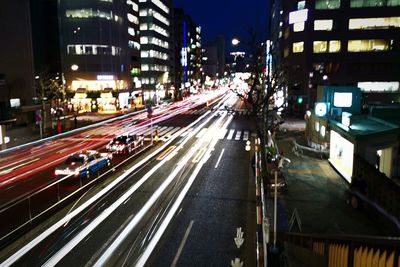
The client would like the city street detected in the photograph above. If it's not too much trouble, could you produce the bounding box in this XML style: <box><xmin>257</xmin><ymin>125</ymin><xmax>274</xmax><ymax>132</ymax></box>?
<box><xmin>0</xmin><ymin>93</ymin><xmax>261</xmax><ymax>266</ymax></box>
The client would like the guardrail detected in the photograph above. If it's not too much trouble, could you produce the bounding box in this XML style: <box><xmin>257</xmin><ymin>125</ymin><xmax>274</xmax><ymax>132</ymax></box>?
<box><xmin>284</xmin><ymin>232</ymin><xmax>400</xmax><ymax>267</ymax></box>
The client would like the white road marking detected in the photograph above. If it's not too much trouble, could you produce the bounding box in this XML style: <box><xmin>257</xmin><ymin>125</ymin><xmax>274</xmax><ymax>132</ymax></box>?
<box><xmin>243</xmin><ymin>131</ymin><xmax>249</xmax><ymax>141</ymax></box>
<box><xmin>227</xmin><ymin>129</ymin><xmax>235</xmax><ymax>140</ymax></box>
<box><xmin>214</xmin><ymin>149</ymin><xmax>225</xmax><ymax>169</ymax></box>
<box><xmin>171</xmin><ymin>220</ymin><xmax>194</xmax><ymax>267</ymax></box>
<box><xmin>219</xmin><ymin>129</ymin><xmax>228</xmax><ymax>140</ymax></box>
<box><xmin>235</xmin><ymin>131</ymin><xmax>242</xmax><ymax>140</ymax></box>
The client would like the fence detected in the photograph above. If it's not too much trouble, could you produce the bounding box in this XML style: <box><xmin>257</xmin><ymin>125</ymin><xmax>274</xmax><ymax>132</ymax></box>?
<box><xmin>285</xmin><ymin>232</ymin><xmax>400</xmax><ymax>267</ymax></box>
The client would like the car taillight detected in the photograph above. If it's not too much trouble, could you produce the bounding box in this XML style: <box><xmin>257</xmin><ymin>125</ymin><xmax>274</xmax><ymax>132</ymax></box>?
<box><xmin>118</xmin><ymin>145</ymin><xmax>125</xmax><ymax>151</ymax></box>
<box><xmin>74</xmin><ymin>170</ymin><xmax>80</xmax><ymax>176</ymax></box>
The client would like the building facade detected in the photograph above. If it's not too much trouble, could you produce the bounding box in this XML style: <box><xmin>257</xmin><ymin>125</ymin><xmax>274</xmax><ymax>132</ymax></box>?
<box><xmin>0</xmin><ymin>0</ymin><xmax>35</xmax><ymax>117</ymax></box>
<box><xmin>173</xmin><ymin>8</ymin><xmax>202</xmax><ymax>97</ymax></box>
<box><xmin>58</xmin><ymin>0</ymin><xmax>141</xmax><ymax>113</ymax></box>
<box><xmin>277</xmin><ymin>0</ymin><xmax>400</xmax><ymax>114</ymax></box>
<box><xmin>139</xmin><ymin>0</ymin><xmax>173</xmax><ymax>103</ymax></box>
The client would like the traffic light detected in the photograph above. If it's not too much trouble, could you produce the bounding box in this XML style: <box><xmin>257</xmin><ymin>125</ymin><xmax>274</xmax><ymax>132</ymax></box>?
<box><xmin>297</xmin><ymin>97</ymin><xmax>303</xmax><ymax>104</ymax></box>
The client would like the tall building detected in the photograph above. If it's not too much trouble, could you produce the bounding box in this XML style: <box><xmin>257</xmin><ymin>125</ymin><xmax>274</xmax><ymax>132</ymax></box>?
<box><xmin>58</xmin><ymin>0</ymin><xmax>141</xmax><ymax>112</ymax></box>
<box><xmin>0</xmin><ymin>0</ymin><xmax>35</xmax><ymax>117</ymax></box>
<box><xmin>139</xmin><ymin>0</ymin><xmax>173</xmax><ymax>102</ymax></box>
<box><xmin>277</xmin><ymin>0</ymin><xmax>400</xmax><ymax>114</ymax></box>
<box><xmin>173</xmin><ymin>8</ymin><xmax>202</xmax><ymax>97</ymax></box>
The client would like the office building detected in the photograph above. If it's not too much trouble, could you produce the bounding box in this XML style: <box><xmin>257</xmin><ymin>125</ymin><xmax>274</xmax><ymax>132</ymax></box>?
<box><xmin>277</xmin><ymin>0</ymin><xmax>400</xmax><ymax>114</ymax></box>
<box><xmin>174</xmin><ymin>8</ymin><xmax>202</xmax><ymax>97</ymax></box>
<box><xmin>139</xmin><ymin>0</ymin><xmax>173</xmax><ymax>102</ymax></box>
<box><xmin>58</xmin><ymin>0</ymin><xmax>141</xmax><ymax>112</ymax></box>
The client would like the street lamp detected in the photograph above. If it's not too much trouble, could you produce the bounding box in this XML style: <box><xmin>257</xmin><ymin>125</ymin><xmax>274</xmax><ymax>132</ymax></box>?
<box><xmin>232</xmin><ymin>38</ymin><xmax>240</xmax><ymax>46</ymax></box>
<box><xmin>71</xmin><ymin>64</ymin><xmax>79</xmax><ymax>71</ymax></box>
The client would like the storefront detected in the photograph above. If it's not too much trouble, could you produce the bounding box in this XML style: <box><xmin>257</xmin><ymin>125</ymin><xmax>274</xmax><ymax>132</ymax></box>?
<box><xmin>329</xmin><ymin>130</ymin><xmax>354</xmax><ymax>183</ymax></box>
<box><xmin>70</xmin><ymin>91</ymin><xmax>92</xmax><ymax>112</ymax></box>
<box><xmin>97</xmin><ymin>91</ymin><xmax>117</xmax><ymax>113</ymax></box>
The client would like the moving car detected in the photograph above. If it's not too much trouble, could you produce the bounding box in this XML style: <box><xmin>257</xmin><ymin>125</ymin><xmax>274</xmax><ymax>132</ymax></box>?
<box><xmin>106</xmin><ymin>134</ymin><xmax>144</xmax><ymax>154</ymax></box>
<box><xmin>55</xmin><ymin>150</ymin><xmax>112</xmax><ymax>178</ymax></box>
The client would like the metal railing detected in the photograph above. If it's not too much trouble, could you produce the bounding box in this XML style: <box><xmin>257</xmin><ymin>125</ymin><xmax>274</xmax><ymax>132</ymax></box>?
<box><xmin>0</xmin><ymin>141</ymin><xmax>151</xmax><ymax>245</ymax></box>
<box><xmin>285</xmin><ymin>232</ymin><xmax>400</xmax><ymax>267</ymax></box>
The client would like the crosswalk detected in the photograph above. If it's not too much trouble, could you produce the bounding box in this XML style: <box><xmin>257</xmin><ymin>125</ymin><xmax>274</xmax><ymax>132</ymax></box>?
<box><xmin>181</xmin><ymin>109</ymin><xmax>252</xmax><ymax>116</ymax></box>
<box><xmin>136</xmin><ymin>126</ymin><xmax>254</xmax><ymax>142</ymax></box>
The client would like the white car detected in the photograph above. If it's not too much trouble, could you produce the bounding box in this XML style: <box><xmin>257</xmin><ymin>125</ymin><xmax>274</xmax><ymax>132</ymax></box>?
<box><xmin>55</xmin><ymin>150</ymin><xmax>112</xmax><ymax>178</ymax></box>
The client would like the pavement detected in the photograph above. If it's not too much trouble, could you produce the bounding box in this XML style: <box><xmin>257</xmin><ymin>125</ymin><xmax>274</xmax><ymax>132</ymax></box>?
<box><xmin>265</xmin><ymin>117</ymin><xmax>397</xmax><ymax>265</ymax></box>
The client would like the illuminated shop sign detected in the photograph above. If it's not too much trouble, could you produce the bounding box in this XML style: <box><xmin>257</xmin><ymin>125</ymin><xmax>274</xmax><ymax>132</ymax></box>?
<box><xmin>315</xmin><ymin>102</ymin><xmax>328</xmax><ymax>117</ymax></box>
<box><xmin>97</xmin><ymin>75</ymin><xmax>115</xmax><ymax>81</ymax></box>
<box><xmin>333</xmin><ymin>92</ymin><xmax>352</xmax><ymax>108</ymax></box>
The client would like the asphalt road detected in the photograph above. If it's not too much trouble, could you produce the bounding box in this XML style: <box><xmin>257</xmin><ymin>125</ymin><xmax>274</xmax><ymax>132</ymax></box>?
<box><xmin>148</xmin><ymin>102</ymin><xmax>257</xmax><ymax>267</ymax></box>
<box><xmin>1</xmin><ymin>92</ymin><xmax>261</xmax><ymax>266</ymax></box>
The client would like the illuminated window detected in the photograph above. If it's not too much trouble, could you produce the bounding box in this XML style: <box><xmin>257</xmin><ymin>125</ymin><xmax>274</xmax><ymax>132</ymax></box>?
<box><xmin>348</xmin><ymin>39</ymin><xmax>389</xmax><ymax>52</ymax></box>
<box><xmin>350</xmin><ymin>0</ymin><xmax>400</xmax><ymax>7</ymax></box>
<box><xmin>293</xmin><ymin>42</ymin><xmax>304</xmax><ymax>53</ymax></box>
<box><xmin>315</xmin><ymin>0</ymin><xmax>340</xmax><ymax>9</ymax></box>
<box><xmin>314</xmin><ymin>20</ymin><xmax>333</xmax><ymax>31</ymax></box>
<box><xmin>298</xmin><ymin>0</ymin><xmax>306</xmax><ymax>9</ymax></box>
<box><xmin>66</xmin><ymin>9</ymin><xmax>113</xmax><ymax>20</ymax></box>
<box><xmin>313</xmin><ymin>41</ymin><xmax>327</xmax><ymax>53</ymax></box>
<box><xmin>349</xmin><ymin>17</ymin><xmax>400</xmax><ymax>30</ymax></box>
<box><xmin>293</xmin><ymin>22</ymin><xmax>305</xmax><ymax>32</ymax></box>
<box><xmin>313</xmin><ymin>40</ymin><xmax>341</xmax><ymax>53</ymax></box>
<box><xmin>329</xmin><ymin>40</ymin><xmax>341</xmax><ymax>52</ymax></box>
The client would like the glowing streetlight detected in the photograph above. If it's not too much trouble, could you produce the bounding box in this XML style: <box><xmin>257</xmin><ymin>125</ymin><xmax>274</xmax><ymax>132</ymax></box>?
<box><xmin>71</xmin><ymin>64</ymin><xmax>79</xmax><ymax>71</ymax></box>
<box><xmin>232</xmin><ymin>38</ymin><xmax>240</xmax><ymax>46</ymax></box>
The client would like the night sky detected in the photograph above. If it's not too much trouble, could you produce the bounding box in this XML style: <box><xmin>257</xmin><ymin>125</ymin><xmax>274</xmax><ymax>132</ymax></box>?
<box><xmin>173</xmin><ymin>0</ymin><xmax>269</xmax><ymax>49</ymax></box>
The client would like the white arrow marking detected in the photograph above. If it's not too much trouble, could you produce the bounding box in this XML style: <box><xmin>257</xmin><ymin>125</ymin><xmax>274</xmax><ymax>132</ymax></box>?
<box><xmin>234</xmin><ymin>227</ymin><xmax>245</xmax><ymax>248</ymax></box>
<box><xmin>231</xmin><ymin>258</ymin><xmax>243</xmax><ymax>267</ymax></box>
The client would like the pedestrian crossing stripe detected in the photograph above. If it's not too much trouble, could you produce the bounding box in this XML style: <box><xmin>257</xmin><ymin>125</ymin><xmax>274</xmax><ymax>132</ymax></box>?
<box><xmin>235</xmin><ymin>131</ymin><xmax>242</xmax><ymax>140</ymax></box>
<box><xmin>115</xmin><ymin>125</ymin><xmax>253</xmax><ymax>142</ymax></box>
<box><xmin>227</xmin><ymin>129</ymin><xmax>235</xmax><ymax>140</ymax></box>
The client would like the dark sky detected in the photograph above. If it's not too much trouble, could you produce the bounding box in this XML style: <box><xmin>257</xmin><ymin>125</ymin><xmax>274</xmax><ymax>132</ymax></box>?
<box><xmin>173</xmin><ymin>0</ymin><xmax>269</xmax><ymax>48</ymax></box>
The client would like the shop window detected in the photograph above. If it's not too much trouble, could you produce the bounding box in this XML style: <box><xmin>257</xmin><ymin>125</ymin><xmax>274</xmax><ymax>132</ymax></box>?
<box><xmin>349</xmin><ymin>17</ymin><xmax>400</xmax><ymax>30</ymax></box>
<box><xmin>315</xmin><ymin>0</ymin><xmax>340</xmax><ymax>9</ymax></box>
<box><xmin>314</xmin><ymin>20</ymin><xmax>333</xmax><ymax>31</ymax></box>
<box><xmin>348</xmin><ymin>39</ymin><xmax>389</xmax><ymax>52</ymax></box>
<box><xmin>293</xmin><ymin>42</ymin><xmax>304</xmax><ymax>53</ymax></box>
<box><xmin>293</xmin><ymin>22</ymin><xmax>305</xmax><ymax>32</ymax></box>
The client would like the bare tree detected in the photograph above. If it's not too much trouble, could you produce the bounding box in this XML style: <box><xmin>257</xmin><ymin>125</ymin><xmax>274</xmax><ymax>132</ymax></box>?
<box><xmin>232</xmin><ymin>30</ymin><xmax>285</xmax><ymax>188</ymax></box>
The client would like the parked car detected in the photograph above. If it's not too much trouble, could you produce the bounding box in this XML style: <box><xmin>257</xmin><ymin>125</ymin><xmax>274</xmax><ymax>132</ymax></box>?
<box><xmin>55</xmin><ymin>150</ymin><xmax>112</xmax><ymax>178</ymax></box>
<box><xmin>106</xmin><ymin>134</ymin><xmax>144</xmax><ymax>154</ymax></box>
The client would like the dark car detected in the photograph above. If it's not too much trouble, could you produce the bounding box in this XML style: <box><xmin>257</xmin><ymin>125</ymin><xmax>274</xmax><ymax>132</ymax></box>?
<box><xmin>106</xmin><ymin>134</ymin><xmax>144</xmax><ymax>154</ymax></box>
